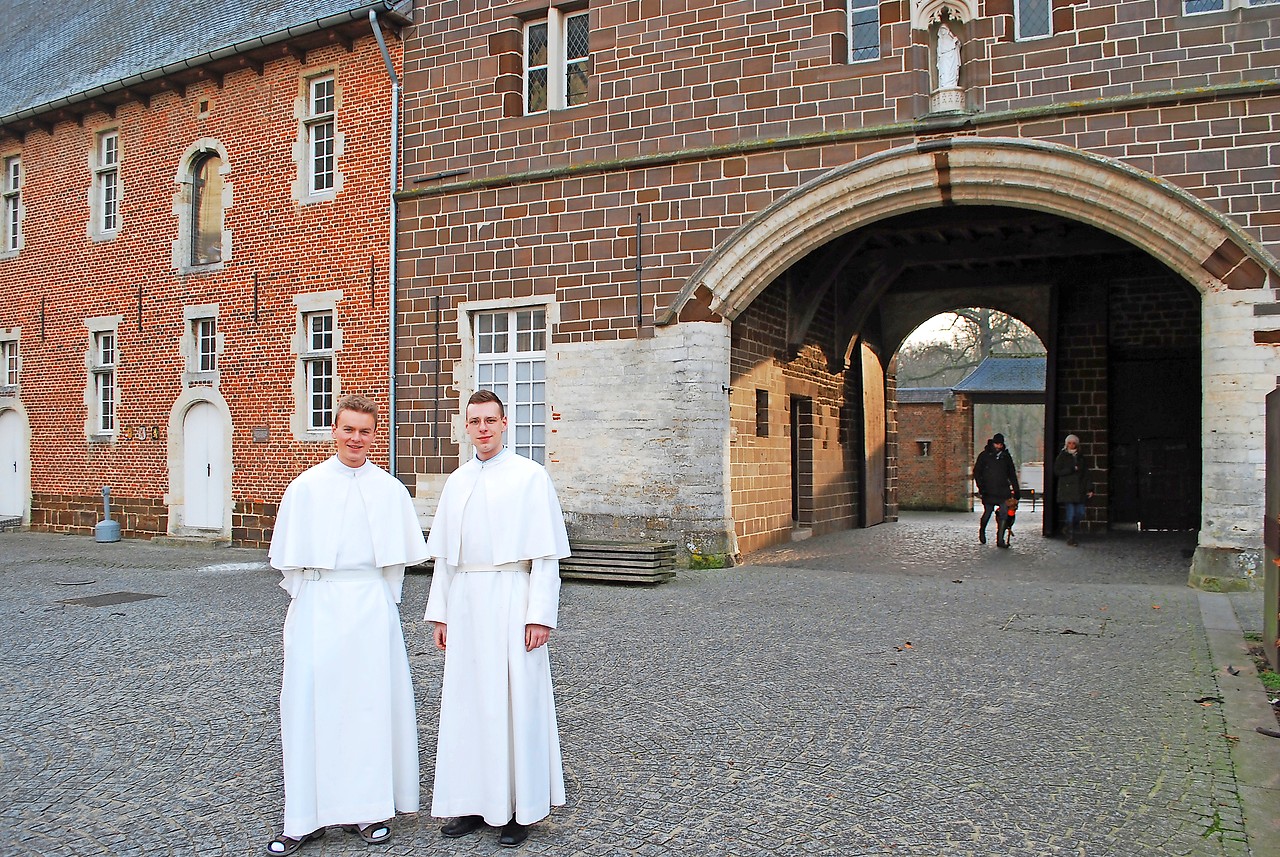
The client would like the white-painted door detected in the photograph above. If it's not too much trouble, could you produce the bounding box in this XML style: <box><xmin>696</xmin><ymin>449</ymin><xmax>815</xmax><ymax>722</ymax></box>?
<box><xmin>0</xmin><ymin>410</ymin><xmax>22</xmax><ymax>517</ymax></box>
<box><xmin>183</xmin><ymin>402</ymin><xmax>224</xmax><ymax>529</ymax></box>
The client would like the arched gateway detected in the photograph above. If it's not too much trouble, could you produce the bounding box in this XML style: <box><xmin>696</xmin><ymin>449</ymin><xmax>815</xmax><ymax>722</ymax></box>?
<box><xmin>660</xmin><ymin>138</ymin><xmax>1279</xmax><ymax>587</ymax></box>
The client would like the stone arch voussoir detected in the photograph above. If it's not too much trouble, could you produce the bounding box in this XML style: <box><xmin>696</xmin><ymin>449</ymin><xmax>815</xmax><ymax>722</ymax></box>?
<box><xmin>661</xmin><ymin>137</ymin><xmax>1276</xmax><ymax>324</ymax></box>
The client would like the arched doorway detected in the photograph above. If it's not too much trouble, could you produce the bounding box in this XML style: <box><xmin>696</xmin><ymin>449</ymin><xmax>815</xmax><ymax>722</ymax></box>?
<box><xmin>681</xmin><ymin>138</ymin><xmax>1267</xmax><ymax>570</ymax></box>
<box><xmin>167</xmin><ymin>390</ymin><xmax>232</xmax><ymax>537</ymax></box>
<box><xmin>0</xmin><ymin>405</ymin><xmax>29</xmax><ymax>522</ymax></box>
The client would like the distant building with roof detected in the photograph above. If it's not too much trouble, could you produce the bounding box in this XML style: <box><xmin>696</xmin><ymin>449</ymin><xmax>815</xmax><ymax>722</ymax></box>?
<box><xmin>898</xmin><ymin>356</ymin><xmax>1045</xmax><ymax>513</ymax></box>
<box><xmin>0</xmin><ymin>0</ymin><xmax>411</xmax><ymax>544</ymax></box>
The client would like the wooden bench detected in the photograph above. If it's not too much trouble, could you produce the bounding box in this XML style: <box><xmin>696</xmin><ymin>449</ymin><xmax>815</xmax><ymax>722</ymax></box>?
<box><xmin>413</xmin><ymin>536</ymin><xmax>678</xmax><ymax>585</ymax></box>
<box><xmin>559</xmin><ymin>539</ymin><xmax>678</xmax><ymax>585</ymax></box>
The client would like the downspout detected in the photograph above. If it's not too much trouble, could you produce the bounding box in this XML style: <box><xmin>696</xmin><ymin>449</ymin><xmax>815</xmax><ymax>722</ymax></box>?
<box><xmin>370</xmin><ymin>10</ymin><xmax>401</xmax><ymax>478</ymax></box>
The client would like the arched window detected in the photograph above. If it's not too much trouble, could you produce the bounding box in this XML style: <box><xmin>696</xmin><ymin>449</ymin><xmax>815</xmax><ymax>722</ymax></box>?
<box><xmin>190</xmin><ymin>153</ymin><xmax>223</xmax><ymax>266</ymax></box>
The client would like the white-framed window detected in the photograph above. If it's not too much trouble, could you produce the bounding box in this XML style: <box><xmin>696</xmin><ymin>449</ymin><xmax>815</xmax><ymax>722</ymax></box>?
<box><xmin>0</xmin><ymin>338</ymin><xmax>18</xmax><ymax>389</ymax></box>
<box><xmin>1015</xmin><ymin>0</ymin><xmax>1052</xmax><ymax>40</ymax></box>
<box><xmin>524</xmin><ymin>10</ymin><xmax>590</xmax><ymax>114</ymax></box>
<box><xmin>303</xmin><ymin>310</ymin><xmax>335</xmax><ymax>429</ymax></box>
<box><xmin>474</xmin><ymin>307</ymin><xmax>547</xmax><ymax>463</ymax></box>
<box><xmin>94</xmin><ymin>131</ymin><xmax>120</xmax><ymax>235</ymax></box>
<box><xmin>195</xmin><ymin>317</ymin><xmax>217</xmax><ymax>372</ymax></box>
<box><xmin>93</xmin><ymin>330</ymin><xmax>117</xmax><ymax>434</ymax></box>
<box><xmin>306</xmin><ymin>75</ymin><xmax>336</xmax><ymax>195</ymax></box>
<box><xmin>1185</xmin><ymin>0</ymin><xmax>1278</xmax><ymax>12</ymax></box>
<box><xmin>2</xmin><ymin>156</ymin><xmax>20</xmax><ymax>253</ymax></box>
<box><xmin>190</xmin><ymin>152</ymin><xmax>224</xmax><ymax>266</ymax></box>
<box><xmin>848</xmin><ymin>0</ymin><xmax>880</xmax><ymax>62</ymax></box>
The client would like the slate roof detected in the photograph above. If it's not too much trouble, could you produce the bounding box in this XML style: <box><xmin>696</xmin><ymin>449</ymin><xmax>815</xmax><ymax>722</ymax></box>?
<box><xmin>951</xmin><ymin>356</ymin><xmax>1047</xmax><ymax>394</ymax></box>
<box><xmin>0</xmin><ymin>0</ymin><xmax>409</xmax><ymax>123</ymax></box>
<box><xmin>897</xmin><ymin>388</ymin><xmax>952</xmax><ymax>404</ymax></box>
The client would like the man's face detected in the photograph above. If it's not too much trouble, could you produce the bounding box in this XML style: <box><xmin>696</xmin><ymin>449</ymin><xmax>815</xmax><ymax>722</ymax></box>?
<box><xmin>465</xmin><ymin>400</ymin><xmax>507</xmax><ymax>461</ymax></box>
<box><xmin>993</xmin><ymin>441</ymin><xmax>1005</xmax><ymax>451</ymax></box>
<box><xmin>331</xmin><ymin>408</ymin><xmax>377</xmax><ymax>468</ymax></box>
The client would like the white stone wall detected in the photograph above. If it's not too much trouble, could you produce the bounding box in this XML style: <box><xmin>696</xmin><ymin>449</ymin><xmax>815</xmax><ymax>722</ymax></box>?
<box><xmin>547</xmin><ymin>321</ymin><xmax>734</xmax><ymax>555</ymax></box>
<box><xmin>1201</xmin><ymin>287</ymin><xmax>1280</xmax><ymax>563</ymax></box>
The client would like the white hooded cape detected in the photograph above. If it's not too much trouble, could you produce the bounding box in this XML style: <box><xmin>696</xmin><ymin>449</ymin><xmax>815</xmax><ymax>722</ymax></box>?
<box><xmin>424</xmin><ymin>448</ymin><xmax>571</xmax><ymax>825</ymax></box>
<box><xmin>269</xmin><ymin>456</ymin><xmax>429</xmax><ymax>837</ymax></box>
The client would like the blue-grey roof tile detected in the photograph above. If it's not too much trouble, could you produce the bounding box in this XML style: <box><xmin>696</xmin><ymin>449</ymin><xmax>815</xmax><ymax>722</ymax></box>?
<box><xmin>951</xmin><ymin>356</ymin><xmax>1046</xmax><ymax>394</ymax></box>
<box><xmin>1</xmin><ymin>0</ymin><xmax>402</xmax><ymax>120</ymax></box>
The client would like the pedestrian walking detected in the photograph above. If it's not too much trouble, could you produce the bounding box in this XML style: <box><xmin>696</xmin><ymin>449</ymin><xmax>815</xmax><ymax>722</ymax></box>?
<box><xmin>972</xmin><ymin>432</ymin><xmax>1020</xmax><ymax>548</ymax></box>
<box><xmin>425</xmin><ymin>390</ymin><xmax>571</xmax><ymax>848</ymax></box>
<box><xmin>1053</xmin><ymin>433</ymin><xmax>1094</xmax><ymax>546</ymax></box>
<box><xmin>265</xmin><ymin>394</ymin><xmax>429</xmax><ymax>855</ymax></box>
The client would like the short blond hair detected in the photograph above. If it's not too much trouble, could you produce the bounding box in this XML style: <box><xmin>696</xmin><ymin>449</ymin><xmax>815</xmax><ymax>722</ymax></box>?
<box><xmin>334</xmin><ymin>394</ymin><xmax>379</xmax><ymax>427</ymax></box>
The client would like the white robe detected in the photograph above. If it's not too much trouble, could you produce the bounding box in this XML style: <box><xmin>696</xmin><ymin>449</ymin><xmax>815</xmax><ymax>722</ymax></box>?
<box><xmin>425</xmin><ymin>448</ymin><xmax>571</xmax><ymax>825</ymax></box>
<box><xmin>269</xmin><ymin>456</ymin><xmax>429</xmax><ymax>837</ymax></box>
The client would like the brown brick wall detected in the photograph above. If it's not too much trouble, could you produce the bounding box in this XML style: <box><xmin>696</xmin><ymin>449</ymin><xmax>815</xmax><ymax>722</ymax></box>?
<box><xmin>729</xmin><ymin>278</ymin><xmax>856</xmax><ymax>555</ymax></box>
<box><xmin>0</xmin><ymin>36</ymin><xmax>401</xmax><ymax>541</ymax></box>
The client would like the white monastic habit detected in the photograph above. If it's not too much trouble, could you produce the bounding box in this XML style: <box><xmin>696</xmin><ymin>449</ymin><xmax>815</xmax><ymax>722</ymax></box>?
<box><xmin>425</xmin><ymin>446</ymin><xmax>571</xmax><ymax>826</ymax></box>
<box><xmin>269</xmin><ymin>455</ymin><xmax>429</xmax><ymax>838</ymax></box>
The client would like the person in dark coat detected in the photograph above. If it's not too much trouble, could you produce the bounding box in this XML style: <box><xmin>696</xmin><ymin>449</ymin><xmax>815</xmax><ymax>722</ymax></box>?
<box><xmin>972</xmin><ymin>432</ymin><xmax>1020</xmax><ymax>548</ymax></box>
<box><xmin>1053</xmin><ymin>433</ymin><xmax>1094</xmax><ymax>546</ymax></box>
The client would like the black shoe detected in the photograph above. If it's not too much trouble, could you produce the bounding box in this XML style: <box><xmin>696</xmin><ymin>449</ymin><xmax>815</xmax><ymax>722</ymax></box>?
<box><xmin>441</xmin><ymin>816</ymin><xmax>484</xmax><ymax>838</ymax></box>
<box><xmin>499</xmin><ymin>820</ymin><xmax>529</xmax><ymax>848</ymax></box>
<box><xmin>979</xmin><ymin>529</ymin><xmax>987</xmax><ymax>544</ymax></box>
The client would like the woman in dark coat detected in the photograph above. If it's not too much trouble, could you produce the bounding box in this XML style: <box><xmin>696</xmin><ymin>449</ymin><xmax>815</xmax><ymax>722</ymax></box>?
<box><xmin>1053</xmin><ymin>434</ymin><xmax>1093</xmax><ymax>546</ymax></box>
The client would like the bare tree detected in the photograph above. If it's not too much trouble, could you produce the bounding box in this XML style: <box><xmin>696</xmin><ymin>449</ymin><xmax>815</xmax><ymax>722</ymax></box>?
<box><xmin>896</xmin><ymin>309</ymin><xmax>1043</xmax><ymax>387</ymax></box>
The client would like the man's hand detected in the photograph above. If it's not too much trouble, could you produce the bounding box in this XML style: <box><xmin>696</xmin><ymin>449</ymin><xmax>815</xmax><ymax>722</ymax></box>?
<box><xmin>525</xmin><ymin>623</ymin><xmax>551</xmax><ymax>652</ymax></box>
<box><xmin>433</xmin><ymin>622</ymin><xmax>447</xmax><ymax>651</ymax></box>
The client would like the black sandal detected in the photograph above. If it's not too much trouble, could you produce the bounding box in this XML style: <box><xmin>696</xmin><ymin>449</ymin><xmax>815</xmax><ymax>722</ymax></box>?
<box><xmin>343</xmin><ymin>820</ymin><xmax>392</xmax><ymax>845</ymax></box>
<box><xmin>264</xmin><ymin>827</ymin><xmax>325</xmax><ymax>855</ymax></box>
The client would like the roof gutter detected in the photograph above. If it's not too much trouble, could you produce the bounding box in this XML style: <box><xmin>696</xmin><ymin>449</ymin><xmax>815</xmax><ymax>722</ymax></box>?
<box><xmin>0</xmin><ymin>0</ymin><xmax>409</xmax><ymax>130</ymax></box>
<box><xmin>369</xmin><ymin>9</ymin><xmax>402</xmax><ymax>480</ymax></box>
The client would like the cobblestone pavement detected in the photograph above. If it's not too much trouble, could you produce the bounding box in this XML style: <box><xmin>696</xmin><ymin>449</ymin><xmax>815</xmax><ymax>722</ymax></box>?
<box><xmin>1</xmin><ymin>511</ymin><xmax>1276</xmax><ymax>857</ymax></box>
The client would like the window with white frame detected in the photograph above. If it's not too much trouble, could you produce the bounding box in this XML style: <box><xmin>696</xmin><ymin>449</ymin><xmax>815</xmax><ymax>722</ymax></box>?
<box><xmin>1015</xmin><ymin>0</ymin><xmax>1052</xmax><ymax>39</ymax></box>
<box><xmin>190</xmin><ymin>153</ymin><xmax>223</xmax><ymax>266</ymax></box>
<box><xmin>194</xmin><ymin>317</ymin><xmax>217</xmax><ymax>372</ymax></box>
<box><xmin>303</xmin><ymin>310</ymin><xmax>335</xmax><ymax>429</ymax></box>
<box><xmin>0</xmin><ymin>338</ymin><xmax>17</xmax><ymax>388</ymax></box>
<box><xmin>306</xmin><ymin>76</ymin><xmax>336</xmax><ymax>195</ymax></box>
<box><xmin>474</xmin><ymin>308</ymin><xmax>547</xmax><ymax>463</ymax></box>
<box><xmin>92</xmin><ymin>330</ymin><xmax>117</xmax><ymax>434</ymax></box>
<box><xmin>848</xmin><ymin>0</ymin><xmax>880</xmax><ymax>62</ymax></box>
<box><xmin>2</xmin><ymin>156</ymin><xmax>19</xmax><ymax>252</ymax></box>
<box><xmin>524</xmin><ymin>10</ymin><xmax>590</xmax><ymax>114</ymax></box>
<box><xmin>94</xmin><ymin>131</ymin><xmax>120</xmax><ymax>235</ymax></box>
<box><xmin>1185</xmin><ymin>0</ymin><xmax>1278</xmax><ymax>11</ymax></box>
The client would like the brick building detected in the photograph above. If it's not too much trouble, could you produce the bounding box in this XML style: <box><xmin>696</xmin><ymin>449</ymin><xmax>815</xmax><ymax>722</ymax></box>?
<box><xmin>897</xmin><ymin>355</ymin><xmax>1045</xmax><ymax>513</ymax></box>
<box><xmin>896</xmin><ymin>388</ymin><xmax>974</xmax><ymax>511</ymax></box>
<box><xmin>0</xmin><ymin>0</ymin><xmax>411</xmax><ymax>545</ymax></box>
<box><xmin>395</xmin><ymin>0</ymin><xmax>1280</xmax><ymax>586</ymax></box>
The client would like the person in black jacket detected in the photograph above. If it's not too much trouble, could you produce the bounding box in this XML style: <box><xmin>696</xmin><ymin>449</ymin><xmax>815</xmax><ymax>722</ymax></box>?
<box><xmin>1053</xmin><ymin>433</ymin><xmax>1094</xmax><ymax>546</ymax></box>
<box><xmin>972</xmin><ymin>433</ymin><xmax>1020</xmax><ymax>548</ymax></box>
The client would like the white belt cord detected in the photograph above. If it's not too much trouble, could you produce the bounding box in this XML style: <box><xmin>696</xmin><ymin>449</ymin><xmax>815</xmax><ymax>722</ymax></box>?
<box><xmin>299</xmin><ymin>567</ymin><xmax>385</xmax><ymax>582</ymax></box>
<box><xmin>454</xmin><ymin>561</ymin><xmax>532</xmax><ymax>574</ymax></box>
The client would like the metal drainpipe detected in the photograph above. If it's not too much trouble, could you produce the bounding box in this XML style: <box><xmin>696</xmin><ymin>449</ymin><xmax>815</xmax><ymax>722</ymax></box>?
<box><xmin>370</xmin><ymin>10</ymin><xmax>401</xmax><ymax>478</ymax></box>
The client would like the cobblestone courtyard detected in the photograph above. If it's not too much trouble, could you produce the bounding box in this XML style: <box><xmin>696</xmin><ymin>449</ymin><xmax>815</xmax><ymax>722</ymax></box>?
<box><xmin>1</xmin><ymin>512</ymin><xmax>1277</xmax><ymax>856</ymax></box>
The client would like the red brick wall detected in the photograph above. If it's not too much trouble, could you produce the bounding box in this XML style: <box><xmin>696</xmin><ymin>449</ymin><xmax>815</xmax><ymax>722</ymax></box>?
<box><xmin>896</xmin><ymin>394</ymin><xmax>974</xmax><ymax>511</ymax></box>
<box><xmin>0</xmin><ymin>36</ymin><xmax>400</xmax><ymax>543</ymax></box>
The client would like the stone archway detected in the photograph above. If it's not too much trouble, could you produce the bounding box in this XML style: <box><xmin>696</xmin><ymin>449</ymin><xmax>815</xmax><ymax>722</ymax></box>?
<box><xmin>679</xmin><ymin>137</ymin><xmax>1279</xmax><ymax>581</ymax></box>
<box><xmin>661</xmin><ymin>137</ymin><xmax>1272</xmax><ymax>323</ymax></box>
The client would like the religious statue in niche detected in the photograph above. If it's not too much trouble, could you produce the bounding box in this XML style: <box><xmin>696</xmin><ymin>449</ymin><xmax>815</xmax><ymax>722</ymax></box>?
<box><xmin>936</xmin><ymin>22</ymin><xmax>960</xmax><ymax>89</ymax></box>
<box><xmin>930</xmin><ymin>16</ymin><xmax>965</xmax><ymax>113</ymax></box>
